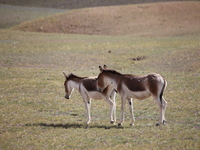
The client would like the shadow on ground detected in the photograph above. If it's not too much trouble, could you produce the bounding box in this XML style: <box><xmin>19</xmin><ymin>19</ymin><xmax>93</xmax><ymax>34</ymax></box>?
<box><xmin>25</xmin><ymin>123</ymin><xmax>124</xmax><ymax>129</ymax></box>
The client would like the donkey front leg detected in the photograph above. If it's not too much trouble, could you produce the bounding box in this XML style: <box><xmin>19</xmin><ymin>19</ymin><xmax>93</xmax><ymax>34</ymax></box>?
<box><xmin>108</xmin><ymin>98</ymin><xmax>116</xmax><ymax>124</ymax></box>
<box><xmin>118</xmin><ymin>97</ymin><xmax>126</xmax><ymax>126</ymax></box>
<box><xmin>84</xmin><ymin>98</ymin><xmax>92</xmax><ymax>124</ymax></box>
<box><xmin>109</xmin><ymin>91</ymin><xmax>117</xmax><ymax>124</ymax></box>
<box><xmin>103</xmin><ymin>95</ymin><xmax>116</xmax><ymax>124</ymax></box>
<box><xmin>127</xmin><ymin>98</ymin><xmax>135</xmax><ymax>126</ymax></box>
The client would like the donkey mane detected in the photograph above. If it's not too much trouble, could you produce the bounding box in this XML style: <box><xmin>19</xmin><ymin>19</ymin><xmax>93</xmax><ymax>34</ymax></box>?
<box><xmin>104</xmin><ymin>69</ymin><xmax>134</xmax><ymax>77</ymax></box>
<box><xmin>103</xmin><ymin>69</ymin><xmax>122</xmax><ymax>76</ymax></box>
<box><xmin>68</xmin><ymin>73</ymin><xmax>87</xmax><ymax>79</ymax></box>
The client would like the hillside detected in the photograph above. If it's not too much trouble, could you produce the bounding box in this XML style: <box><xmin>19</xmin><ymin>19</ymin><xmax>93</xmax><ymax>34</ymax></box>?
<box><xmin>0</xmin><ymin>5</ymin><xmax>66</xmax><ymax>29</ymax></box>
<box><xmin>0</xmin><ymin>0</ymin><xmax>194</xmax><ymax>9</ymax></box>
<box><xmin>13</xmin><ymin>1</ymin><xmax>200</xmax><ymax>36</ymax></box>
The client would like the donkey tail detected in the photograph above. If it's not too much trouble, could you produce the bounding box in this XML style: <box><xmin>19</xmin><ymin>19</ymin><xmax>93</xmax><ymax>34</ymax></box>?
<box><xmin>160</xmin><ymin>78</ymin><xmax>167</xmax><ymax>106</ymax></box>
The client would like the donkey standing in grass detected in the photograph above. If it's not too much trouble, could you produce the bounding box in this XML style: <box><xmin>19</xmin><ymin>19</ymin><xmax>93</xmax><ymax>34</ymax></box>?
<box><xmin>97</xmin><ymin>65</ymin><xmax>167</xmax><ymax>126</ymax></box>
<box><xmin>63</xmin><ymin>69</ymin><xmax>116</xmax><ymax>124</ymax></box>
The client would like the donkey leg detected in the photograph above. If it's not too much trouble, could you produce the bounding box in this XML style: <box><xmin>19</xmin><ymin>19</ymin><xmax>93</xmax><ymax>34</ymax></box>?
<box><xmin>84</xmin><ymin>98</ymin><xmax>91</xmax><ymax>124</ymax></box>
<box><xmin>127</xmin><ymin>98</ymin><xmax>135</xmax><ymax>126</ymax></box>
<box><xmin>110</xmin><ymin>99</ymin><xmax>116</xmax><ymax>124</ymax></box>
<box><xmin>109</xmin><ymin>91</ymin><xmax>117</xmax><ymax>124</ymax></box>
<box><xmin>113</xmin><ymin>98</ymin><xmax>116</xmax><ymax>124</ymax></box>
<box><xmin>162</xmin><ymin>97</ymin><xmax>167</xmax><ymax>125</ymax></box>
<box><xmin>104</xmin><ymin>96</ymin><xmax>116</xmax><ymax>124</ymax></box>
<box><xmin>118</xmin><ymin>97</ymin><xmax>126</xmax><ymax>126</ymax></box>
<box><xmin>154</xmin><ymin>96</ymin><xmax>164</xmax><ymax>126</ymax></box>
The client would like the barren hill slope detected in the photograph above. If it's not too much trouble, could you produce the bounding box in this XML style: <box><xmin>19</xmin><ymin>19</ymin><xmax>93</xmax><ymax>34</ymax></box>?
<box><xmin>13</xmin><ymin>1</ymin><xmax>200</xmax><ymax>36</ymax></box>
<box><xmin>1</xmin><ymin>0</ymin><xmax>193</xmax><ymax>9</ymax></box>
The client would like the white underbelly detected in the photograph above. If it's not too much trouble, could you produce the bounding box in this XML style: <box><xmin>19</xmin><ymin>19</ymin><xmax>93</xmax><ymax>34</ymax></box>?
<box><xmin>128</xmin><ymin>91</ymin><xmax>151</xmax><ymax>100</ymax></box>
<box><xmin>87</xmin><ymin>91</ymin><xmax>103</xmax><ymax>100</ymax></box>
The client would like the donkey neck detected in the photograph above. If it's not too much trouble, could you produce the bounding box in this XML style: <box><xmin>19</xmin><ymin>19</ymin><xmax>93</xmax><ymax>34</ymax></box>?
<box><xmin>105</xmin><ymin>71</ymin><xmax>123</xmax><ymax>90</ymax></box>
<box><xmin>69</xmin><ymin>79</ymin><xmax>80</xmax><ymax>90</ymax></box>
<box><xmin>68</xmin><ymin>74</ymin><xmax>86</xmax><ymax>90</ymax></box>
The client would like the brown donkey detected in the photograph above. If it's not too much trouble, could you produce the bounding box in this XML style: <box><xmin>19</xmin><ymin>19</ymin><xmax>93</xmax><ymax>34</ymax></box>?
<box><xmin>63</xmin><ymin>71</ymin><xmax>116</xmax><ymax>124</ymax></box>
<box><xmin>97</xmin><ymin>65</ymin><xmax>167</xmax><ymax>126</ymax></box>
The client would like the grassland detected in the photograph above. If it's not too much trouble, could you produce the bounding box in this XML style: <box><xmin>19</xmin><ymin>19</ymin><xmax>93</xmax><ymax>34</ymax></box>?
<box><xmin>1</xmin><ymin>29</ymin><xmax>200</xmax><ymax>149</ymax></box>
<box><xmin>0</xmin><ymin>1</ymin><xmax>200</xmax><ymax>150</ymax></box>
<box><xmin>0</xmin><ymin>4</ymin><xmax>66</xmax><ymax>29</ymax></box>
<box><xmin>1</xmin><ymin>0</ymin><xmax>195</xmax><ymax>9</ymax></box>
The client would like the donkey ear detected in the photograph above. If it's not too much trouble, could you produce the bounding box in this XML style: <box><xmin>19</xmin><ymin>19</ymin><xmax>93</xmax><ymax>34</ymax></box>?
<box><xmin>103</xmin><ymin>65</ymin><xmax>108</xmax><ymax>69</ymax></box>
<box><xmin>63</xmin><ymin>72</ymin><xmax>68</xmax><ymax>78</ymax></box>
<box><xmin>99</xmin><ymin>66</ymin><xmax>103</xmax><ymax>72</ymax></box>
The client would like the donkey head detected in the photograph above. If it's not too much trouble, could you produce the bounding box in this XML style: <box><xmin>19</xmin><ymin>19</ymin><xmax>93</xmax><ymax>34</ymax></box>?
<box><xmin>63</xmin><ymin>72</ymin><xmax>74</xmax><ymax>99</ymax></box>
<box><xmin>97</xmin><ymin>65</ymin><xmax>108</xmax><ymax>92</ymax></box>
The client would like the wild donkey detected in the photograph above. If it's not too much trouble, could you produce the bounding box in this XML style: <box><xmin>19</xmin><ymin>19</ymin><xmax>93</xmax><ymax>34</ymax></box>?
<box><xmin>63</xmin><ymin>69</ymin><xmax>116</xmax><ymax>124</ymax></box>
<box><xmin>97</xmin><ymin>65</ymin><xmax>167</xmax><ymax>126</ymax></box>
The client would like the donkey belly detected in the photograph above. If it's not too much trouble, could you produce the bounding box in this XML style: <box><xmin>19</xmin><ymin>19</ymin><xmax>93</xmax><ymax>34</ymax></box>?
<box><xmin>87</xmin><ymin>91</ymin><xmax>103</xmax><ymax>100</ymax></box>
<box><xmin>128</xmin><ymin>91</ymin><xmax>151</xmax><ymax>100</ymax></box>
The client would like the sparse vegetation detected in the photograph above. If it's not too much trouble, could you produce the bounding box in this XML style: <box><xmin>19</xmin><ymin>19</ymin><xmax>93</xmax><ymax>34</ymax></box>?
<box><xmin>12</xmin><ymin>2</ymin><xmax>200</xmax><ymax>36</ymax></box>
<box><xmin>1</xmin><ymin>0</ymin><xmax>196</xmax><ymax>9</ymax></box>
<box><xmin>0</xmin><ymin>4</ymin><xmax>66</xmax><ymax>29</ymax></box>
<box><xmin>0</xmin><ymin>1</ymin><xmax>200</xmax><ymax>150</ymax></box>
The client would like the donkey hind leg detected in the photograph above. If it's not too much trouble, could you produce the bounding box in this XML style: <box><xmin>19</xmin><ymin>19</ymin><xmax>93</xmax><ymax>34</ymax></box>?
<box><xmin>118</xmin><ymin>97</ymin><xmax>126</xmax><ymax>126</ymax></box>
<box><xmin>127</xmin><ymin>98</ymin><xmax>135</xmax><ymax>126</ymax></box>
<box><xmin>109</xmin><ymin>91</ymin><xmax>116</xmax><ymax>124</ymax></box>
<box><xmin>154</xmin><ymin>96</ymin><xmax>167</xmax><ymax>126</ymax></box>
<box><xmin>162</xmin><ymin>97</ymin><xmax>167</xmax><ymax>125</ymax></box>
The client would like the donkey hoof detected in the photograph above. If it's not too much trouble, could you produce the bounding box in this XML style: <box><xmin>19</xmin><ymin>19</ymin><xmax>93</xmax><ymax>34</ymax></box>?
<box><xmin>118</xmin><ymin>123</ymin><xmax>122</xmax><ymax>126</ymax></box>
<box><xmin>163</xmin><ymin>120</ymin><xmax>167</xmax><ymax>125</ymax></box>
<box><xmin>110</xmin><ymin>121</ymin><xmax>115</xmax><ymax>124</ymax></box>
<box><xmin>156</xmin><ymin>123</ymin><xmax>160</xmax><ymax>126</ymax></box>
<box><xmin>130</xmin><ymin>123</ymin><xmax>134</xmax><ymax>126</ymax></box>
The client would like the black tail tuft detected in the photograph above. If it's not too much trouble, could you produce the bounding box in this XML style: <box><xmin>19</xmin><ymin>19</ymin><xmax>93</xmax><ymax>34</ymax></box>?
<box><xmin>160</xmin><ymin>79</ymin><xmax>166</xmax><ymax>106</ymax></box>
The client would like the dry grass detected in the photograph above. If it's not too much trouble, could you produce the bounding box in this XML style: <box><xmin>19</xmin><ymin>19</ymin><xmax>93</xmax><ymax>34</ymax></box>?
<box><xmin>0</xmin><ymin>29</ymin><xmax>200</xmax><ymax>149</ymax></box>
<box><xmin>0</xmin><ymin>0</ymin><xmax>194</xmax><ymax>9</ymax></box>
<box><xmin>0</xmin><ymin>4</ymin><xmax>66</xmax><ymax>29</ymax></box>
<box><xmin>13</xmin><ymin>1</ymin><xmax>200</xmax><ymax>36</ymax></box>
<box><xmin>1</xmin><ymin>1</ymin><xmax>200</xmax><ymax>149</ymax></box>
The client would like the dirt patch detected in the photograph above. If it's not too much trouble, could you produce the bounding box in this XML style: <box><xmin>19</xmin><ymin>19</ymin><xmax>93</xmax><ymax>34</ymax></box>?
<box><xmin>13</xmin><ymin>2</ymin><xmax>200</xmax><ymax>36</ymax></box>
<box><xmin>131</xmin><ymin>56</ymin><xmax>146</xmax><ymax>61</ymax></box>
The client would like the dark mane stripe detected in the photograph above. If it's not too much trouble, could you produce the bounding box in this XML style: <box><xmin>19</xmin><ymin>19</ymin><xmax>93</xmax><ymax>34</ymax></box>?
<box><xmin>68</xmin><ymin>73</ymin><xmax>87</xmax><ymax>79</ymax></box>
<box><xmin>104</xmin><ymin>69</ymin><xmax>122</xmax><ymax>76</ymax></box>
<box><xmin>104</xmin><ymin>69</ymin><xmax>136</xmax><ymax>77</ymax></box>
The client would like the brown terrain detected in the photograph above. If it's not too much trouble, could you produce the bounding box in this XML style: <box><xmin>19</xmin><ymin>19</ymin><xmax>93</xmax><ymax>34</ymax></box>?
<box><xmin>0</xmin><ymin>0</ymin><xmax>192</xmax><ymax>9</ymax></box>
<box><xmin>13</xmin><ymin>1</ymin><xmax>200</xmax><ymax>36</ymax></box>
